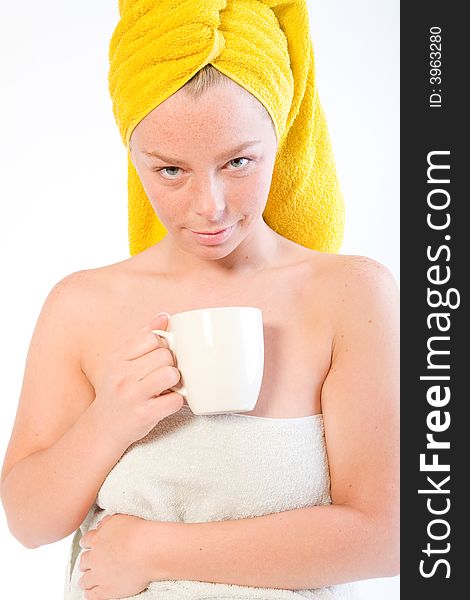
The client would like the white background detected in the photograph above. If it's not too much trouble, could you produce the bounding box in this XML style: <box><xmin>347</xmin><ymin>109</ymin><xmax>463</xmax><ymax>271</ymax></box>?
<box><xmin>0</xmin><ymin>1</ymin><xmax>399</xmax><ymax>598</ymax></box>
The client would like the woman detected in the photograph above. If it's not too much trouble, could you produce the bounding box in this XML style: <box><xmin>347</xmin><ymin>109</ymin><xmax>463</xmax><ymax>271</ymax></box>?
<box><xmin>1</xmin><ymin>1</ymin><xmax>399</xmax><ymax>598</ymax></box>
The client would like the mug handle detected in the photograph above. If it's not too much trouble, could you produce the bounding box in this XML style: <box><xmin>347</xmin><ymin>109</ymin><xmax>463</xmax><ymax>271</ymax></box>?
<box><xmin>151</xmin><ymin>329</ymin><xmax>188</xmax><ymax>397</ymax></box>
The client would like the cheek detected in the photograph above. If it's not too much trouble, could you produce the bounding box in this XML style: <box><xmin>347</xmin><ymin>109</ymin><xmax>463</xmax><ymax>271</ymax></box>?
<box><xmin>137</xmin><ymin>185</ymin><xmax>179</xmax><ymax>230</ymax></box>
<box><xmin>238</xmin><ymin>169</ymin><xmax>273</xmax><ymax>211</ymax></box>
<box><xmin>137</xmin><ymin>173</ymin><xmax>184</xmax><ymax>221</ymax></box>
<box><xmin>148</xmin><ymin>194</ymin><xmax>181</xmax><ymax>228</ymax></box>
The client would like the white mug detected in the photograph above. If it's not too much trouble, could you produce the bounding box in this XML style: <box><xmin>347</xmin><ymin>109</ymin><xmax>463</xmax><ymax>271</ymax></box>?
<box><xmin>152</xmin><ymin>306</ymin><xmax>264</xmax><ymax>415</ymax></box>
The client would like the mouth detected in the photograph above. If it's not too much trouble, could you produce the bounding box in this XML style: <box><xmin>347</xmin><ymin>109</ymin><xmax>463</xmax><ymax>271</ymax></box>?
<box><xmin>192</xmin><ymin>227</ymin><xmax>231</xmax><ymax>235</ymax></box>
<box><xmin>188</xmin><ymin>223</ymin><xmax>237</xmax><ymax>245</ymax></box>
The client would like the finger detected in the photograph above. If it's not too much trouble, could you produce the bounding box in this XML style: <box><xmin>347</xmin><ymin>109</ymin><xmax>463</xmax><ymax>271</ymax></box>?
<box><xmin>79</xmin><ymin>531</ymin><xmax>94</xmax><ymax>549</ymax></box>
<box><xmin>136</xmin><ymin>347</ymin><xmax>176</xmax><ymax>382</ymax></box>
<box><xmin>78</xmin><ymin>570</ymin><xmax>96</xmax><ymax>590</ymax></box>
<box><xmin>140</xmin><ymin>364</ymin><xmax>182</xmax><ymax>398</ymax></box>
<box><xmin>148</xmin><ymin>313</ymin><xmax>171</xmax><ymax>349</ymax></box>
<box><xmin>146</xmin><ymin>312</ymin><xmax>169</xmax><ymax>331</ymax></box>
<box><xmin>151</xmin><ymin>391</ymin><xmax>185</xmax><ymax>417</ymax></box>
<box><xmin>79</xmin><ymin>549</ymin><xmax>92</xmax><ymax>572</ymax></box>
<box><xmin>119</xmin><ymin>314</ymin><xmax>170</xmax><ymax>361</ymax></box>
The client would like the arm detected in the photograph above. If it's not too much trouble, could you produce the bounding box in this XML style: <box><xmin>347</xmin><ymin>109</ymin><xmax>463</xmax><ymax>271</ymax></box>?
<box><xmin>0</xmin><ymin>272</ymin><xmax>129</xmax><ymax>548</ymax></box>
<box><xmin>145</xmin><ymin>258</ymin><xmax>400</xmax><ymax>588</ymax></box>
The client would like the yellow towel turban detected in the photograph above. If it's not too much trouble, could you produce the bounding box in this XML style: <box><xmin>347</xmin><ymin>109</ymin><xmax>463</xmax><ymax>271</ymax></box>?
<box><xmin>108</xmin><ymin>0</ymin><xmax>344</xmax><ymax>256</ymax></box>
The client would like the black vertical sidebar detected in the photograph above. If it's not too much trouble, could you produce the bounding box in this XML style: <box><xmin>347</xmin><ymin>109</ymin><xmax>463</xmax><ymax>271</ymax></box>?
<box><xmin>401</xmin><ymin>2</ymin><xmax>466</xmax><ymax>598</ymax></box>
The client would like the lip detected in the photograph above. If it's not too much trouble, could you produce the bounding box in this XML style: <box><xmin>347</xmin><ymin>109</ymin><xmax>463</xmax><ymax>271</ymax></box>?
<box><xmin>194</xmin><ymin>227</ymin><xmax>229</xmax><ymax>235</ymax></box>
<box><xmin>189</xmin><ymin>223</ymin><xmax>236</xmax><ymax>245</ymax></box>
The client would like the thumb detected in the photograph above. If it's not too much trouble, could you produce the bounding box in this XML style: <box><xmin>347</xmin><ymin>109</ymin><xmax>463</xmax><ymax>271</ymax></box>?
<box><xmin>148</xmin><ymin>311</ymin><xmax>170</xmax><ymax>331</ymax></box>
<box><xmin>152</xmin><ymin>312</ymin><xmax>170</xmax><ymax>329</ymax></box>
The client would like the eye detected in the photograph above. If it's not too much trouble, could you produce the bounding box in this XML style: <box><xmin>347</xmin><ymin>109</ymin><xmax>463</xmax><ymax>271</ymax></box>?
<box><xmin>227</xmin><ymin>157</ymin><xmax>251</xmax><ymax>170</ymax></box>
<box><xmin>155</xmin><ymin>166</ymin><xmax>182</xmax><ymax>179</ymax></box>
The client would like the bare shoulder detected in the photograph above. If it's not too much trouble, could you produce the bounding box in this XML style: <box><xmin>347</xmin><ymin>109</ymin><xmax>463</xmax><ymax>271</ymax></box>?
<box><xmin>39</xmin><ymin>262</ymin><xmax>133</xmax><ymax>355</ymax></box>
<box><xmin>45</xmin><ymin>268</ymin><xmax>100</xmax><ymax>308</ymax></box>
<box><xmin>38</xmin><ymin>270</ymin><xmax>97</xmax><ymax>334</ymax></box>
<box><xmin>305</xmin><ymin>250</ymin><xmax>395</xmax><ymax>283</ymax></box>
<box><xmin>296</xmin><ymin>250</ymin><xmax>399</xmax><ymax>332</ymax></box>
<box><xmin>329</xmin><ymin>253</ymin><xmax>398</xmax><ymax>294</ymax></box>
<box><xmin>48</xmin><ymin>259</ymin><xmax>128</xmax><ymax>297</ymax></box>
<box><xmin>41</xmin><ymin>268</ymin><xmax>107</xmax><ymax>327</ymax></box>
<box><xmin>46</xmin><ymin>257</ymin><xmax>136</xmax><ymax>312</ymax></box>
<box><xmin>310</xmin><ymin>251</ymin><xmax>398</xmax><ymax>300</ymax></box>
<box><xmin>335</xmin><ymin>253</ymin><xmax>398</xmax><ymax>309</ymax></box>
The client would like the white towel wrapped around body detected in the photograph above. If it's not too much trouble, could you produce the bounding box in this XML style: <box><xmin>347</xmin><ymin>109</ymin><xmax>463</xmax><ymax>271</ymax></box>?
<box><xmin>64</xmin><ymin>404</ymin><xmax>360</xmax><ymax>599</ymax></box>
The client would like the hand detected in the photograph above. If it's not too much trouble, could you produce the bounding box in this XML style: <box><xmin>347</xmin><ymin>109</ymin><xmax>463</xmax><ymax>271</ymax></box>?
<box><xmin>78</xmin><ymin>513</ymin><xmax>153</xmax><ymax>599</ymax></box>
<box><xmin>91</xmin><ymin>313</ymin><xmax>184</xmax><ymax>447</ymax></box>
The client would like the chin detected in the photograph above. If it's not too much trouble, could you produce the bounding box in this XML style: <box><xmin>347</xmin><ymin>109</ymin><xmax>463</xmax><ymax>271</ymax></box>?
<box><xmin>193</xmin><ymin>241</ymin><xmax>241</xmax><ymax>260</ymax></box>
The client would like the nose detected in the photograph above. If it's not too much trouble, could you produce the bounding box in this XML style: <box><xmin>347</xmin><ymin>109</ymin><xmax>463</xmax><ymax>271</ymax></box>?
<box><xmin>190</xmin><ymin>175</ymin><xmax>226</xmax><ymax>220</ymax></box>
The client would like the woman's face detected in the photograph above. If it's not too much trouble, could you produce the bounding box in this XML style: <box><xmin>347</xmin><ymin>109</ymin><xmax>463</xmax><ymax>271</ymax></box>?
<box><xmin>129</xmin><ymin>81</ymin><xmax>278</xmax><ymax>260</ymax></box>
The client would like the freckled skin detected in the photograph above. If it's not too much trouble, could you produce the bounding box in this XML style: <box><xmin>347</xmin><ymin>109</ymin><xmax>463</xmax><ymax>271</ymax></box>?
<box><xmin>128</xmin><ymin>80</ymin><xmax>283</xmax><ymax>279</ymax></box>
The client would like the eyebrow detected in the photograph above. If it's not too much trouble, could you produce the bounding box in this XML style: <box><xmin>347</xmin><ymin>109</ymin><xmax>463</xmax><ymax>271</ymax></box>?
<box><xmin>141</xmin><ymin>140</ymin><xmax>263</xmax><ymax>164</ymax></box>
